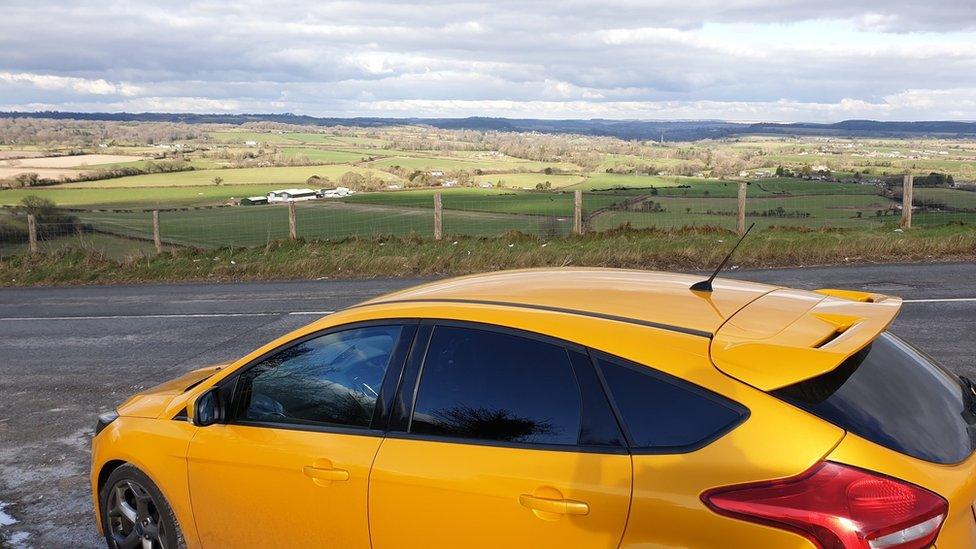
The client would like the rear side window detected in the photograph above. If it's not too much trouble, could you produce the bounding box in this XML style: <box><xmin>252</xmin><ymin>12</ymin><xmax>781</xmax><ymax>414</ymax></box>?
<box><xmin>410</xmin><ymin>326</ymin><xmax>582</xmax><ymax>446</ymax></box>
<box><xmin>775</xmin><ymin>332</ymin><xmax>976</xmax><ymax>464</ymax></box>
<box><xmin>597</xmin><ymin>353</ymin><xmax>747</xmax><ymax>452</ymax></box>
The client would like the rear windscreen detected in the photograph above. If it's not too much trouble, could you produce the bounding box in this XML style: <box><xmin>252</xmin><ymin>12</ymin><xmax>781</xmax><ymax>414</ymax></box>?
<box><xmin>774</xmin><ymin>332</ymin><xmax>976</xmax><ymax>464</ymax></box>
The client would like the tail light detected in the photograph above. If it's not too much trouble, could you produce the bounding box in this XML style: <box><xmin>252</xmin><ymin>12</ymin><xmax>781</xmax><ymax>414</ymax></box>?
<box><xmin>701</xmin><ymin>462</ymin><xmax>947</xmax><ymax>549</ymax></box>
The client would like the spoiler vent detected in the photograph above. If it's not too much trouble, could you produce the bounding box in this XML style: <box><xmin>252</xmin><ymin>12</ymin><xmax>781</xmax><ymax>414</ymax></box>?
<box><xmin>812</xmin><ymin>328</ymin><xmax>846</xmax><ymax>349</ymax></box>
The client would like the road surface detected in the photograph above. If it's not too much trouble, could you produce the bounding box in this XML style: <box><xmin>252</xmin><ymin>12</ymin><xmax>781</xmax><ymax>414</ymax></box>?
<box><xmin>0</xmin><ymin>262</ymin><xmax>974</xmax><ymax>547</ymax></box>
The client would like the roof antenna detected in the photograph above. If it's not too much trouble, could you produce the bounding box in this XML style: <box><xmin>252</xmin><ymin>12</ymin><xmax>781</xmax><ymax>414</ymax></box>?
<box><xmin>691</xmin><ymin>222</ymin><xmax>756</xmax><ymax>293</ymax></box>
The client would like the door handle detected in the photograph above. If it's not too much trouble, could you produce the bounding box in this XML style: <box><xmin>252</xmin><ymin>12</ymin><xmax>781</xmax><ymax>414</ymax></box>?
<box><xmin>303</xmin><ymin>465</ymin><xmax>350</xmax><ymax>482</ymax></box>
<box><xmin>518</xmin><ymin>494</ymin><xmax>589</xmax><ymax>516</ymax></box>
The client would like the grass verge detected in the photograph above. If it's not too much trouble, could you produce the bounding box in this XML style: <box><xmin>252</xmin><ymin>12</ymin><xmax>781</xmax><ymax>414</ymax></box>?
<box><xmin>2</xmin><ymin>224</ymin><xmax>975</xmax><ymax>286</ymax></box>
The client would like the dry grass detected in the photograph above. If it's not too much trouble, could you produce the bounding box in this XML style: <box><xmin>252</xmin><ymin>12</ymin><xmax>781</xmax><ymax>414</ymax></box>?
<box><xmin>2</xmin><ymin>224</ymin><xmax>975</xmax><ymax>286</ymax></box>
<box><xmin>0</xmin><ymin>167</ymin><xmax>89</xmax><ymax>180</ymax></box>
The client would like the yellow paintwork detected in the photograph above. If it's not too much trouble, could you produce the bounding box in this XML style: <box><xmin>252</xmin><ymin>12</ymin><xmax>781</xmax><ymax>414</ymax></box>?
<box><xmin>813</xmin><ymin>288</ymin><xmax>893</xmax><ymax>303</ymax></box>
<box><xmin>711</xmin><ymin>288</ymin><xmax>903</xmax><ymax>391</ymax></box>
<box><xmin>827</xmin><ymin>433</ymin><xmax>976</xmax><ymax>548</ymax></box>
<box><xmin>187</xmin><ymin>426</ymin><xmax>378</xmax><ymax>547</ymax></box>
<box><xmin>89</xmin><ymin>268</ymin><xmax>976</xmax><ymax>548</ymax></box>
<box><xmin>369</xmin><ymin>439</ymin><xmax>632</xmax><ymax>548</ymax></box>
<box><xmin>361</xmin><ymin>268</ymin><xmax>772</xmax><ymax>334</ymax></box>
<box><xmin>116</xmin><ymin>364</ymin><xmax>227</xmax><ymax>418</ymax></box>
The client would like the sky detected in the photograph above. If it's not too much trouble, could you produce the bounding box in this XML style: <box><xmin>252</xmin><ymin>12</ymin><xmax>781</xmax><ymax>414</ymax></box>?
<box><xmin>1</xmin><ymin>0</ymin><xmax>976</xmax><ymax>122</ymax></box>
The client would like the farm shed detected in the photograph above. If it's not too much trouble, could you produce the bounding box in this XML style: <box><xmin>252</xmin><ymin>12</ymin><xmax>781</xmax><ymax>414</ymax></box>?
<box><xmin>267</xmin><ymin>188</ymin><xmax>320</xmax><ymax>202</ymax></box>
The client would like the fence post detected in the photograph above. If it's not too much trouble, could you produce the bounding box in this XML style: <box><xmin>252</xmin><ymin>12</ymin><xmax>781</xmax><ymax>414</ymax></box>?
<box><xmin>737</xmin><ymin>181</ymin><xmax>748</xmax><ymax>236</ymax></box>
<box><xmin>288</xmin><ymin>201</ymin><xmax>297</xmax><ymax>240</ymax></box>
<box><xmin>27</xmin><ymin>213</ymin><xmax>38</xmax><ymax>254</ymax></box>
<box><xmin>433</xmin><ymin>192</ymin><xmax>443</xmax><ymax>240</ymax></box>
<box><xmin>152</xmin><ymin>210</ymin><xmax>162</xmax><ymax>254</ymax></box>
<box><xmin>901</xmin><ymin>174</ymin><xmax>913</xmax><ymax>230</ymax></box>
<box><xmin>573</xmin><ymin>190</ymin><xmax>583</xmax><ymax>235</ymax></box>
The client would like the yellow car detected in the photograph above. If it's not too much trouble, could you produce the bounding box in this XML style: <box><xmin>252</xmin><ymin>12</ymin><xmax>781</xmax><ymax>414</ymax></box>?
<box><xmin>91</xmin><ymin>269</ymin><xmax>976</xmax><ymax>549</ymax></box>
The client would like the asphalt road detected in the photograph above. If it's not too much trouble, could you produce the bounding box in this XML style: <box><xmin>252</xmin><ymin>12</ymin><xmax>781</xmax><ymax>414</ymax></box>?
<box><xmin>1</xmin><ymin>262</ymin><xmax>974</xmax><ymax>547</ymax></box>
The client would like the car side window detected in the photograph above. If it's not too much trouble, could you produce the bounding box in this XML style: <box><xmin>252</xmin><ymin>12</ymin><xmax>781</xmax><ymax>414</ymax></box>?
<box><xmin>410</xmin><ymin>325</ymin><xmax>583</xmax><ymax>446</ymax></box>
<box><xmin>596</xmin><ymin>353</ymin><xmax>747</xmax><ymax>451</ymax></box>
<box><xmin>233</xmin><ymin>325</ymin><xmax>403</xmax><ymax>429</ymax></box>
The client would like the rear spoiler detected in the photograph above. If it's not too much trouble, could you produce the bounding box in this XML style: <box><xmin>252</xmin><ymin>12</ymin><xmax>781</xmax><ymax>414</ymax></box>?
<box><xmin>710</xmin><ymin>288</ymin><xmax>902</xmax><ymax>391</ymax></box>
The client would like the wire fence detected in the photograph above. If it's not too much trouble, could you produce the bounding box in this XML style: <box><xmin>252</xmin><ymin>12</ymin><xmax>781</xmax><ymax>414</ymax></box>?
<box><xmin>2</xmin><ymin>176</ymin><xmax>974</xmax><ymax>260</ymax></box>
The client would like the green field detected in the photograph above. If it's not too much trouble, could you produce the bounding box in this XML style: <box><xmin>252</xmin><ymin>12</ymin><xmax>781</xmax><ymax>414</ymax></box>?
<box><xmin>0</xmin><ymin>231</ymin><xmax>164</xmax><ymax>260</ymax></box>
<box><xmin>366</xmin><ymin>154</ymin><xmax>578</xmax><ymax>172</ymax></box>
<box><xmin>210</xmin><ymin>131</ymin><xmax>390</xmax><ymax>147</ymax></box>
<box><xmin>208</xmin><ymin>131</ymin><xmax>305</xmax><ymax>144</ymax></box>
<box><xmin>0</xmin><ymin>185</ymin><xmax>290</xmax><ymax>208</ymax></box>
<box><xmin>343</xmin><ymin>187</ymin><xmax>623</xmax><ymax>216</ymax></box>
<box><xmin>910</xmin><ymin>187</ymin><xmax>976</xmax><ymax>209</ymax></box>
<box><xmin>569</xmin><ymin>174</ymin><xmax>878</xmax><ymax>197</ymax></box>
<box><xmin>280</xmin><ymin>147</ymin><xmax>382</xmax><ymax>164</ymax></box>
<box><xmin>590</xmin><ymin>194</ymin><xmax>899</xmax><ymax>231</ymax></box>
<box><xmin>477</xmin><ymin>173</ymin><xmax>585</xmax><ymax>188</ymax></box>
<box><xmin>54</xmin><ymin>165</ymin><xmax>400</xmax><ymax>188</ymax></box>
<box><xmin>75</xmin><ymin>202</ymin><xmax>572</xmax><ymax>248</ymax></box>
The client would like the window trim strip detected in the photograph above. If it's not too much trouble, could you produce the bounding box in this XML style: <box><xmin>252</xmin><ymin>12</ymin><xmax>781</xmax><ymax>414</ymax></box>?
<box><xmin>347</xmin><ymin>298</ymin><xmax>713</xmax><ymax>339</ymax></box>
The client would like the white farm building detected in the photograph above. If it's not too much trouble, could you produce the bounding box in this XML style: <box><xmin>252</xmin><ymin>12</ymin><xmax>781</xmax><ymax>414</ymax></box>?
<box><xmin>320</xmin><ymin>187</ymin><xmax>356</xmax><ymax>198</ymax></box>
<box><xmin>267</xmin><ymin>188</ymin><xmax>319</xmax><ymax>203</ymax></box>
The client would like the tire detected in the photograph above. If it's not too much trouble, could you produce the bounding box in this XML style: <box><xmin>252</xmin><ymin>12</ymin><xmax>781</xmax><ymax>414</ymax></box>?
<box><xmin>99</xmin><ymin>464</ymin><xmax>186</xmax><ymax>549</ymax></box>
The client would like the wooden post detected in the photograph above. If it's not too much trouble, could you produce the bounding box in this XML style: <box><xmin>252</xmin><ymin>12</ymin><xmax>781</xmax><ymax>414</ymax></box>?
<box><xmin>152</xmin><ymin>210</ymin><xmax>162</xmax><ymax>254</ymax></box>
<box><xmin>737</xmin><ymin>181</ymin><xmax>748</xmax><ymax>237</ymax></box>
<box><xmin>433</xmin><ymin>193</ymin><xmax>443</xmax><ymax>240</ymax></box>
<box><xmin>573</xmin><ymin>190</ymin><xmax>583</xmax><ymax>235</ymax></box>
<box><xmin>288</xmin><ymin>201</ymin><xmax>297</xmax><ymax>240</ymax></box>
<box><xmin>27</xmin><ymin>213</ymin><xmax>38</xmax><ymax>254</ymax></box>
<box><xmin>901</xmin><ymin>174</ymin><xmax>913</xmax><ymax>230</ymax></box>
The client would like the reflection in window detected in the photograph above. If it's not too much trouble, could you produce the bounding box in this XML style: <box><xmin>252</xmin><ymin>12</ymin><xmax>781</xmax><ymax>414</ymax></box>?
<box><xmin>411</xmin><ymin>326</ymin><xmax>581</xmax><ymax>445</ymax></box>
<box><xmin>235</xmin><ymin>326</ymin><xmax>402</xmax><ymax>428</ymax></box>
<box><xmin>775</xmin><ymin>332</ymin><xmax>976</xmax><ymax>464</ymax></box>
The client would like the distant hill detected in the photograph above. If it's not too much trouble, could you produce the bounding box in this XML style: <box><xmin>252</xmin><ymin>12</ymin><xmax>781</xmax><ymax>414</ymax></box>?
<box><xmin>3</xmin><ymin>111</ymin><xmax>976</xmax><ymax>141</ymax></box>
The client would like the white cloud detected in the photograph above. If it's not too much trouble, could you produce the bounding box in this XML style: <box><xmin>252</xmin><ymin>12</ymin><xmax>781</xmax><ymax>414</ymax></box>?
<box><xmin>352</xmin><ymin>91</ymin><xmax>976</xmax><ymax>122</ymax></box>
<box><xmin>0</xmin><ymin>72</ymin><xmax>144</xmax><ymax>97</ymax></box>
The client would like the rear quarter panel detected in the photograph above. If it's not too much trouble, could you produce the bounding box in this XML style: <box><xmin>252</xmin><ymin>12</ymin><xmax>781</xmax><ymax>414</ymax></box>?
<box><xmin>827</xmin><ymin>433</ymin><xmax>976</xmax><ymax>548</ymax></box>
<box><xmin>621</xmin><ymin>361</ymin><xmax>844</xmax><ymax>548</ymax></box>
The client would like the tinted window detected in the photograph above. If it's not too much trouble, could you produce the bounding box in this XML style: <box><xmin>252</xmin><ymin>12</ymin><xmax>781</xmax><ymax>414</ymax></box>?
<box><xmin>411</xmin><ymin>326</ymin><xmax>582</xmax><ymax>446</ymax></box>
<box><xmin>234</xmin><ymin>326</ymin><xmax>402</xmax><ymax>428</ymax></box>
<box><xmin>598</xmin><ymin>354</ymin><xmax>746</xmax><ymax>451</ymax></box>
<box><xmin>568</xmin><ymin>351</ymin><xmax>626</xmax><ymax>448</ymax></box>
<box><xmin>775</xmin><ymin>332</ymin><xmax>976</xmax><ymax>464</ymax></box>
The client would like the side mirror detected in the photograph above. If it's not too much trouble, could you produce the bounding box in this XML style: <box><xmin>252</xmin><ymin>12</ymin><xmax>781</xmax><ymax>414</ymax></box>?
<box><xmin>192</xmin><ymin>388</ymin><xmax>223</xmax><ymax>426</ymax></box>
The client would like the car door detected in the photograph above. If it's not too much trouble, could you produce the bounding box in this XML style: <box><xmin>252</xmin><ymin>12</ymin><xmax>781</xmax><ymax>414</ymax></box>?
<box><xmin>186</xmin><ymin>322</ymin><xmax>416</xmax><ymax>548</ymax></box>
<box><xmin>368</xmin><ymin>322</ymin><xmax>633</xmax><ymax>548</ymax></box>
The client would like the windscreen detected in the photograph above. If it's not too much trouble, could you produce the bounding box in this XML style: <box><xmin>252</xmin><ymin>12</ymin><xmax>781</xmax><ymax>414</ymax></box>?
<box><xmin>774</xmin><ymin>332</ymin><xmax>976</xmax><ymax>464</ymax></box>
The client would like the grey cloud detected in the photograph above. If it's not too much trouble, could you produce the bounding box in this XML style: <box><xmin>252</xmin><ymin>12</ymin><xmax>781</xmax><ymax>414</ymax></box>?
<box><xmin>1</xmin><ymin>1</ymin><xmax>976</xmax><ymax>120</ymax></box>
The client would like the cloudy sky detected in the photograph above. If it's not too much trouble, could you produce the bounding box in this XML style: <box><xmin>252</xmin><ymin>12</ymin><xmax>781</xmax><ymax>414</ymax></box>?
<box><xmin>2</xmin><ymin>0</ymin><xmax>976</xmax><ymax>121</ymax></box>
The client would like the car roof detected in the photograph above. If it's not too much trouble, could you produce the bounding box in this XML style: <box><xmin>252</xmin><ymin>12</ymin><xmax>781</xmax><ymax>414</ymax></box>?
<box><xmin>353</xmin><ymin>268</ymin><xmax>903</xmax><ymax>391</ymax></box>
<box><xmin>359</xmin><ymin>268</ymin><xmax>775</xmax><ymax>337</ymax></box>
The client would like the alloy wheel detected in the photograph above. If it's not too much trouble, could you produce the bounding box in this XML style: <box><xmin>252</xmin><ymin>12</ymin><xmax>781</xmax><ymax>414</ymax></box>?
<box><xmin>106</xmin><ymin>479</ymin><xmax>171</xmax><ymax>549</ymax></box>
